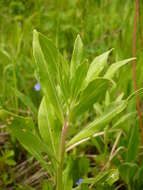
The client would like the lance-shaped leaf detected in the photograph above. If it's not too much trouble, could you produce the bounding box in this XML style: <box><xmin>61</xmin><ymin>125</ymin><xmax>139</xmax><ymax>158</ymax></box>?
<box><xmin>83</xmin><ymin>169</ymin><xmax>119</xmax><ymax>186</ymax></box>
<box><xmin>37</xmin><ymin>31</ymin><xmax>59</xmax><ymax>77</ymax></box>
<box><xmin>70</xmin><ymin>59</ymin><xmax>88</xmax><ymax>101</ymax></box>
<box><xmin>67</xmin><ymin>100</ymin><xmax>127</xmax><ymax>148</ymax></box>
<box><xmin>112</xmin><ymin>112</ymin><xmax>136</xmax><ymax>129</ymax></box>
<box><xmin>58</xmin><ymin>55</ymin><xmax>70</xmax><ymax>103</ymax></box>
<box><xmin>70</xmin><ymin>35</ymin><xmax>83</xmax><ymax>79</ymax></box>
<box><xmin>119</xmin><ymin>162</ymin><xmax>138</xmax><ymax>185</ymax></box>
<box><xmin>84</xmin><ymin>49</ymin><xmax>112</xmax><ymax>87</ymax></box>
<box><xmin>126</xmin><ymin>124</ymin><xmax>139</xmax><ymax>162</ymax></box>
<box><xmin>10</xmin><ymin>117</ymin><xmax>56</xmax><ymax>174</ymax></box>
<box><xmin>70</xmin><ymin>78</ymin><xmax>112</xmax><ymax>120</ymax></box>
<box><xmin>33</xmin><ymin>30</ymin><xmax>64</xmax><ymax>123</ymax></box>
<box><xmin>104</xmin><ymin>58</ymin><xmax>135</xmax><ymax>79</ymax></box>
<box><xmin>38</xmin><ymin>97</ymin><xmax>61</xmax><ymax>157</ymax></box>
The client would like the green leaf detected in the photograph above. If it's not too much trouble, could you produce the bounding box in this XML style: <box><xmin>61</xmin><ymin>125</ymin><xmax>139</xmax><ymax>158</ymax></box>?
<box><xmin>37</xmin><ymin>31</ymin><xmax>59</xmax><ymax>77</ymax></box>
<box><xmin>70</xmin><ymin>78</ymin><xmax>112</xmax><ymax>120</ymax></box>
<box><xmin>136</xmin><ymin>166</ymin><xmax>143</xmax><ymax>188</ymax></box>
<box><xmin>70</xmin><ymin>35</ymin><xmax>83</xmax><ymax>79</ymax></box>
<box><xmin>105</xmin><ymin>91</ymin><xmax>110</xmax><ymax>106</ymax></box>
<box><xmin>67</xmin><ymin>100</ymin><xmax>127</xmax><ymax>148</ymax></box>
<box><xmin>10</xmin><ymin>117</ymin><xmax>56</xmax><ymax>174</ymax></box>
<box><xmin>119</xmin><ymin>162</ymin><xmax>138</xmax><ymax>185</ymax></box>
<box><xmin>112</xmin><ymin>112</ymin><xmax>136</xmax><ymax>129</ymax></box>
<box><xmin>104</xmin><ymin>58</ymin><xmax>135</xmax><ymax>79</ymax></box>
<box><xmin>105</xmin><ymin>169</ymin><xmax>119</xmax><ymax>186</ymax></box>
<box><xmin>84</xmin><ymin>49</ymin><xmax>112</xmax><ymax>86</ymax></box>
<box><xmin>58</xmin><ymin>55</ymin><xmax>70</xmax><ymax>103</ymax></box>
<box><xmin>38</xmin><ymin>97</ymin><xmax>61</xmax><ymax>156</ymax></box>
<box><xmin>126</xmin><ymin>125</ymin><xmax>139</xmax><ymax>162</ymax></box>
<box><xmin>15</xmin><ymin>89</ymin><xmax>37</xmax><ymax>115</ymax></box>
<box><xmin>78</xmin><ymin>156</ymin><xmax>89</xmax><ymax>176</ymax></box>
<box><xmin>83</xmin><ymin>169</ymin><xmax>119</xmax><ymax>186</ymax></box>
<box><xmin>5</xmin><ymin>159</ymin><xmax>16</xmax><ymax>166</ymax></box>
<box><xmin>33</xmin><ymin>30</ymin><xmax>64</xmax><ymax>123</ymax></box>
<box><xmin>70</xmin><ymin>59</ymin><xmax>88</xmax><ymax>101</ymax></box>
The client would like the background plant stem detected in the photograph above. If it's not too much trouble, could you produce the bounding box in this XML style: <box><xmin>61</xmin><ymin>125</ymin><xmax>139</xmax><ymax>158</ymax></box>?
<box><xmin>132</xmin><ymin>0</ymin><xmax>143</xmax><ymax>141</ymax></box>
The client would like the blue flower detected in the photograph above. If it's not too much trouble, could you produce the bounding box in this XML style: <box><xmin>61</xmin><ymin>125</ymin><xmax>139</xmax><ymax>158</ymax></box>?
<box><xmin>76</xmin><ymin>178</ymin><xmax>83</xmax><ymax>186</ymax></box>
<box><xmin>34</xmin><ymin>83</ymin><xmax>40</xmax><ymax>91</ymax></box>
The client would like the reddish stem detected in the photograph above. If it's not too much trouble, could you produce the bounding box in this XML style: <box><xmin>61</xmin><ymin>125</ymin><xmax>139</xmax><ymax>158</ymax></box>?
<box><xmin>132</xmin><ymin>0</ymin><xmax>143</xmax><ymax>139</ymax></box>
<box><xmin>57</xmin><ymin>113</ymin><xmax>69</xmax><ymax>190</ymax></box>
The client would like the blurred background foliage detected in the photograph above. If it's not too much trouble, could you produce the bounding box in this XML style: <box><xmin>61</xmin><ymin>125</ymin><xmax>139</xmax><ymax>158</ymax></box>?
<box><xmin>0</xmin><ymin>0</ymin><xmax>143</xmax><ymax>189</ymax></box>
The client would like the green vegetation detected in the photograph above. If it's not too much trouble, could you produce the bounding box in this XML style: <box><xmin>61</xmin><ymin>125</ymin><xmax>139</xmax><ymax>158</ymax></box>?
<box><xmin>0</xmin><ymin>0</ymin><xmax>143</xmax><ymax>189</ymax></box>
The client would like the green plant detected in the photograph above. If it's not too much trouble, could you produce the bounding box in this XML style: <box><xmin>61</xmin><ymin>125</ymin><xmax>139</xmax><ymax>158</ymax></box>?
<box><xmin>0</xmin><ymin>150</ymin><xmax>16</xmax><ymax>187</ymax></box>
<box><xmin>4</xmin><ymin>30</ymin><xmax>142</xmax><ymax>190</ymax></box>
<box><xmin>0</xmin><ymin>1</ymin><xmax>143</xmax><ymax>189</ymax></box>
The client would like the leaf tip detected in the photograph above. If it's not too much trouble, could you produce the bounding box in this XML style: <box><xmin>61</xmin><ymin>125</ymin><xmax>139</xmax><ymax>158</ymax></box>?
<box><xmin>33</xmin><ymin>29</ymin><xmax>38</xmax><ymax>34</ymax></box>
<box><xmin>33</xmin><ymin>29</ymin><xmax>40</xmax><ymax>41</ymax></box>
<box><xmin>76</xmin><ymin>34</ymin><xmax>83</xmax><ymax>45</ymax></box>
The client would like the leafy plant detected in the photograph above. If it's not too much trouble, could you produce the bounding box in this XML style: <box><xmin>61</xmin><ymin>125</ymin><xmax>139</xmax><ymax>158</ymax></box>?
<box><xmin>2</xmin><ymin>31</ymin><xmax>142</xmax><ymax>189</ymax></box>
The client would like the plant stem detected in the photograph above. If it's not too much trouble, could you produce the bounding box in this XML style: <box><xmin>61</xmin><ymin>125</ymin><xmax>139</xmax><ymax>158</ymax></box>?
<box><xmin>132</xmin><ymin>0</ymin><xmax>143</xmax><ymax>141</ymax></box>
<box><xmin>57</xmin><ymin>114</ymin><xmax>69</xmax><ymax>190</ymax></box>
<box><xmin>12</xmin><ymin>58</ymin><xmax>18</xmax><ymax>113</ymax></box>
<box><xmin>139</xmin><ymin>0</ymin><xmax>143</xmax><ymax>49</ymax></box>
